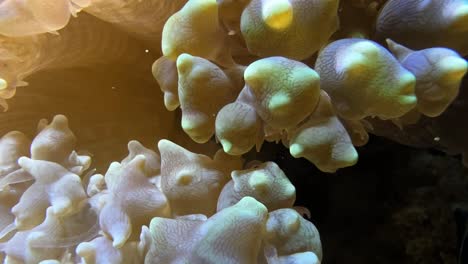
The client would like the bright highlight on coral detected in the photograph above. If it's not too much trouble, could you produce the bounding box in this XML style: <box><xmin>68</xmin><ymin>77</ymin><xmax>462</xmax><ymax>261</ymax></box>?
<box><xmin>0</xmin><ymin>79</ymin><xmax>6</xmax><ymax>91</ymax></box>
<box><xmin>261</xmin><ymin>0</ymin><xmax>293</xmax><ymax>30</ymax></box>
<box><xmin>0</xmin><ymin>0</ymin><xmax>467</xmax><ymax>262</ymax></box>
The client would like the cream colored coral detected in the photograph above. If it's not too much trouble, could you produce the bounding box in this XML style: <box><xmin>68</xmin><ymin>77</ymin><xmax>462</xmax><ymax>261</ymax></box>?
<box><xmin>265</xmin><ymin>249</ymin><xmax>320</xmax><ymax>264</ymax></box>
<box><xmin>144</xmin><ymin>215</ymin><xmax>204</xmax><ymax>263</ymax></box>
<box><xmin>265</xmin><ymin>208</ymin><xmax>322</xmax><ymax>261</ymax></box>
<box><xmin>97</xmin><ymin>155</ymin><xmax>170</xmax><ymax>248</ymax></box>
<box><xmin>76</xmin><ymin>235</ymin><xmax>144</xmax><ymax>264</ymax></box>
<box><xmin>0</xmin><ymin>185</ymin><xmax>23</xmax><ymax>243</ymax></box>
<box><xmin>244</xmin><ymin>56</ymin><xmax>321</xmax><ymax>129</ymax></box>
<box><xmin>0</xmin><ymin>132</ymin><xmax>30</xmax><ymax>177</ymax></box>
<box><xmin>28</xmin><ymin>115</ymin><xmax>90</xmax><ymax>175</ymax></box>
<box><xmin>386</xmin><ymin>39</ymin><xmax>468</xmax><ymax>117</ymax></box>
<box><xmin>2</xmin><ymin>206</ymin><xmax>98</xmax><ymax>264</ymax></box>
<box><xmin>288</xmin><ymin>91</ymin><xmax>358</xmax><ymax>173</ymax></box>
<box><xmin>152</xmin><ymin>56</ymin><xmax>180</xmax><ymax>111</ymax></box>
<box><xmin>145</xmin><ymin>197</ymin><xmax>269</xmax><ymax>264</ymax></box>
<box><xmin>0</xmin><ymin>113</ymin><xmax>323</xmax><ymax>263</ymax></box>
<box><xmin>240</xmin><ymin>0</ymin><xmax>339</xmax><ymax>60</ymax></box>
<box><xmin>158</xmin><ymin>139</ymin><xmax>241</xmax><ymax>216</ymax></box>
<box><xmin>1</xmin><ymin>0</ymin><xmax>468</xmax><ymax>261</ymax></box>
<box><xmin>157</xmin><ymin>1</ymin><xmax>370</xmax><ymax>173</ymax></box>
<box><xmin>376</xmin><ymin>0</ymin><xmax>468</xmax><ymax>55</ymax></box>
<box><xmin>0</xmin><ymin>115</ymin><xmax>91</xmax><ymax>231</ymax></box>
<box><xmin>315</xmin><ymin>38</ymin><xmax>417</xmax><ymax>120</ymax></box>
<box><xmin>0</xmin><ymin>131</ymin><xmax>33</xmax><ymax>209</ymax></box>
<box><xmin>190</xmin><ymin>197</ymin><xmax>268</xmax><ymax>264</ymax></box>
<box><xmin>176</xmin><ymin>53</ymin><xmax>240</xmax><ymax>143</ymax></box>
<box><xmin>32</xmin><ymin>115</ymin><xmax>87</xmax><ymax>171</ymax></box>
<box><xmin>162</xmin><ymin>0</ymin><xmax>233</xmax><ymax>66</ymax></box>
<box><xmin>11</xmin><ymin>157</ymin><xmax>88</xmax><ymax>230</ymax></box>
<box><xmin>145</xmin><ymin>196</ymin><xmax>323</xmax><ymax>264</ymax></box>
<box><xmin>217</xmin><ymin>162</ymin><xmax>296</xmax><ymax>211</ymax></box>
<box><xmin>121</xmin><ymin>140</ymin><xmax>161</xmax><ymax>177</ymax></box>
<box><xmin>215</xmin><ymin>100</ymin><xmax>262</xmax><ymax>155</ymax></box>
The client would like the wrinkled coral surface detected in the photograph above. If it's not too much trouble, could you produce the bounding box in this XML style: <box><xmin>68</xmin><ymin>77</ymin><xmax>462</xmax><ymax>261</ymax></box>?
<box><xmin>0</xmin><ymin>115</ymin><xmax>322</xmax><ymax>264</ymax></box>
<box><xmin>0</xmin><ymin>0</ymin><xmax>468</xmax><ymax>263</ymax></box>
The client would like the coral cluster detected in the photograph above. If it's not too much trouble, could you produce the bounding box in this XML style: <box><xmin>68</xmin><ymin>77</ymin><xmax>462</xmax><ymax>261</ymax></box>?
<box><xmin>154</xmin><ymin>0</ymin><xmax>468</xmax><ymax>172</ymax></box>
<box><xmin>0</xmin><ymin>0</ymin><xmax>466</xmax><ymax>169</ymax></box>
<box><xmin>0</xmin><ymin>115</ymin><xmax>321</xmax><ymax>263</ymax></box>
<box><xmin>0</xmin><ymin>0</ymin><xmax>468</xmax><ymax>263</ymax></box>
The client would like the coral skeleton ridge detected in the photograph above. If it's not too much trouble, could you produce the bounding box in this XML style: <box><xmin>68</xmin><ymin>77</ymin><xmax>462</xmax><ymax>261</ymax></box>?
<box><xmin>0</xmin><ymin>0</ymin><xmax>468</xmax><ymax>263</ymax></box>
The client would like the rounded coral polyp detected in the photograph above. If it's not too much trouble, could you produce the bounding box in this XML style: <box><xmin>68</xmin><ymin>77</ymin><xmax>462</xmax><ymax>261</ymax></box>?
<box><xmin>1</xmin><ymin>0</ymin><xmax>468</xmax><ymax>262</ymax></box>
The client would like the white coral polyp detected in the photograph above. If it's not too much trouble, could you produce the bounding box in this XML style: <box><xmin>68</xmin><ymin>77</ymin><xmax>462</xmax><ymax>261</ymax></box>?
<box><xmin>0</xmin><ymin>114</ymin><xmax>322</xmax><ymax>264</ymax></box>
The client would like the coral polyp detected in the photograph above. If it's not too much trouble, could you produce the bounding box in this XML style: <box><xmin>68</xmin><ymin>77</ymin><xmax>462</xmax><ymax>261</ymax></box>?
<box><xmin>0</xmin><ymin>0</ymin><xmax>467</xmax><ymax>263</ymax></box>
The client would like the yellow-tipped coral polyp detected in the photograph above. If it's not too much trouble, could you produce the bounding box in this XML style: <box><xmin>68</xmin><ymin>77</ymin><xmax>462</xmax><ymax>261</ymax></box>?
<box><xmin>261</xmin><ymin>0</ymin><xmax>294</xmax><ymax>30</ymax></box>
<box><xmin>386</xmin><ymin>39</ymin><xmax>468</xmax><ymax>117</ymax></box>
<box><xmin>315</xmin><ymin>38</ymin><xmax>417</xmax><ymax>120</ymax></box>
<box><xmin>376</xmin><ymin>0</ymin><xmax>468</xmax><ymax>55</ymax></box>
<box><xmin>0</xmin><ymin>0</ymin><xmax>468</xmax><ymax>263</ymax></box>
<box><xmin>241</xmin><ymin>0</ymin><xmax>339</xmax><ymax>60</ymax></box>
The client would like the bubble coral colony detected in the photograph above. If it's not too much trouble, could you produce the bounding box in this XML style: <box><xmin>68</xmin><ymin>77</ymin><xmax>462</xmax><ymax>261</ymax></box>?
<box><xmin>0</xmin><ymin>0</ymin><xmax>467</xmax><ymax>263</ymax></box>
